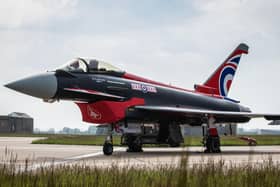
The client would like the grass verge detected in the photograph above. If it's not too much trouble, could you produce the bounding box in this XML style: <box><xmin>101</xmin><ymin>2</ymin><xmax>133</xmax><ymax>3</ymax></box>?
<box><xmin>0</xmin><ymin>156</ymin><xmax>279</xmax><ymax>186</ymax></box>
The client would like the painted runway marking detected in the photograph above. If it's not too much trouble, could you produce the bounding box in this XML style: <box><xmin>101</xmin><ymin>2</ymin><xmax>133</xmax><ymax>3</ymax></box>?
<box><xmin>67</xmin><ymin>148</ymin><xmax>125</xmax><ymax>160</ymax></box>
<box><xmin>23</xmin><ymin>148</ymin><xmax>125</xmax><ymax>172</ymax></box>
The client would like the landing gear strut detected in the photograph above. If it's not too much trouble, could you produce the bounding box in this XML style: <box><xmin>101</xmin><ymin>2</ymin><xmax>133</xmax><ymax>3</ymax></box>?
<box><xmin>203</xmin><ymin>116</ymin><xmax>221</xmax><ymax>153</ymax></box>
<box><xmin>103</xmin><ymin>124</ymin><xmax>114</xmax><ymax>156</ymax></box>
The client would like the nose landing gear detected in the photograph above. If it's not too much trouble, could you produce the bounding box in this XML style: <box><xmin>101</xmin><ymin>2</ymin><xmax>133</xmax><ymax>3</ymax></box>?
<box><xmin>103</xmin><ymin>124</ymin><xmax>114</xmax><ymax>156</ymax></box>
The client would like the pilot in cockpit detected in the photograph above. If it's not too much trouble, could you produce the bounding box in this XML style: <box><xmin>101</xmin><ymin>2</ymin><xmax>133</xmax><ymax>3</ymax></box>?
<box><xmin>70</xmin><ymin>61</ymin><xmax>79</xmax><ymax>69</ymax></box>
<box><xmin>88</xmin><ymin>59</ymin><xmax>98</xmax><ymax>71</ymax></box>
<box><xmin>67</xmin><ymin>60</ymin><xmax>86</xmax><ymax>72</ymax></box>
<box><xmin>58</xmin><ymin>58</ymin><xmax>123</xmax><ymax>74</ymax></box>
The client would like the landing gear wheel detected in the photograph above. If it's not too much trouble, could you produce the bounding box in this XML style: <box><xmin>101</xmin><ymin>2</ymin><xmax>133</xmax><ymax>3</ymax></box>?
<box><xmin>103</xmin><ymin>124</ymin><xmax>114</xmax><ymax>156</ymax></box>
<box><xmin>204</xmin><ymin>136</ymin><xmax>221</xmax><ymax>153</ymax></box>
<box><xmin>168</xmin><ymin>137</ymin><xmax>180</xmax><ymax>147</ymax></box>
<box><xmin>103</xmin><ymin>142</ymin><xmax>113</xmax><ymax>156</ymax></box>
<box><xmin>127</xmin><ymin>143</ymin><xmax>143</xmax><ymax>152</ymax></box>
<box><xmin>126</xmin><ymin>136</ymin><xmax>143</xmax><ymax>152</ymax></box>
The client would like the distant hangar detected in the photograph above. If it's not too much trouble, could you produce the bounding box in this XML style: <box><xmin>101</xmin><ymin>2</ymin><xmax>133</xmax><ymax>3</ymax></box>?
<box><xmin>0</xmin><ymin>112</ymin><xmax>33</xmax><ymax>133</ymax></box>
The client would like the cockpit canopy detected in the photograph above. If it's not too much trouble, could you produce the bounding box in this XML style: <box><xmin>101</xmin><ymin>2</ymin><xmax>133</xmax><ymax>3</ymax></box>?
<box><xmin>58</xmin><ymin>58</ymin><xmax>123</xmax><ymax>74</ymax></box>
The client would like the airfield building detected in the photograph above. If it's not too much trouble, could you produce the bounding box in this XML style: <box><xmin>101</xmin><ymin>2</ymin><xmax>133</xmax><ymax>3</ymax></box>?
<box><xmin>0</xmin><ymin>112</ymin><xmax>33</xmax><ymax>134</ymax></box>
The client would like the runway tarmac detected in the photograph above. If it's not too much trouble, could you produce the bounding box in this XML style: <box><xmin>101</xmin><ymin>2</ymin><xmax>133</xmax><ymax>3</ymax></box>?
<box><xmin>0</xmin><ymin>137</ymin><xmax>280</xmax><ymax>169</ymax></box>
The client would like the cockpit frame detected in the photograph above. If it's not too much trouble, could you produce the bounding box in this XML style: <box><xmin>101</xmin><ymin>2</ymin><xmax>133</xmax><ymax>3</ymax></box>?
<box><xmin>57</xmin><ymin>58</ymin><xmax>125</xmax><ymax>76</ymax></box>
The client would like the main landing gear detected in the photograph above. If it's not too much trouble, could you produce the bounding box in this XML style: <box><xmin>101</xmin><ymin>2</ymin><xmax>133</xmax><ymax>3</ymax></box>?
<box><xmin>103</xmin><ymin>124</ymin><xmax>114</xmax><ymax>156</ymax></box>
<box><xmin>202</xmin><ymin>116</ymin><xmax>221</xmax><ymax>153</ymax></box>
<box><xmin>125</xmin><ymin>135</ymin><xmax>143</xmax><ymax>152</ymax></box>
<box><xmin>102</xmin><ymin>123</ymin><xmax>145</xmax><ymax>155</ymax></box>
<box><xmin>121</xmin><ymin>121</ymin><xmax>183</xmax><ymax>153</ymax></box>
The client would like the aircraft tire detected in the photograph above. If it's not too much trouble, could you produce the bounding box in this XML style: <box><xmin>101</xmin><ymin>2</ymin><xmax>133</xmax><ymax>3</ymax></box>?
<box><xmin>103</xmin><ymin>142</ymin><xmax>113</xmax><ymax>156</ymax></box>
<box><xmin>127</xmin><ymin>143</ymin><xmax>143</xmax><ymax>152</ymax></box>
<box><xmin>168</xmin><ymin>137</ymin><xmax>180</xmax><ymax>147</ymax></box>
<box><xmin>127</xmin><ymin>136</ymin><xmax>143</xmax><ymax>152</ymax></box>
<box><xmin>205</xmin><ymin>136</ymin><xmax>221</xmax><ymax>153</ymax></box>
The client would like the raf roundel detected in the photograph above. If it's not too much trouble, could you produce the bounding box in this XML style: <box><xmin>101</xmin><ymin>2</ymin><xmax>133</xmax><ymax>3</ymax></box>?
<box><xmin>141</xmin><ymin>85</ymin><xmax>148</xmax><ymax>93</ymax></box>
<box><xmin>218</xmin><ymin>55</ymin><xmax>241</xmax><ymax>96</ymax></box>
<box><xmin>219</xmin><ymin>65</ymin><xmax>235</xmax><ymax>96</ymax></box>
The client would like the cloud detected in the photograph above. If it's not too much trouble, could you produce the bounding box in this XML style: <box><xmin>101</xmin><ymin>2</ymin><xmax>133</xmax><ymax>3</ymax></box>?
<box><xmin>1</xmin><ymin>0</ymin><xmax>280</xmax><ymax>130</ymax></box>
<box><xmin>0</xmin><ymin>0</ymin><xmax>78</xmax><ymax>29</ymax></box>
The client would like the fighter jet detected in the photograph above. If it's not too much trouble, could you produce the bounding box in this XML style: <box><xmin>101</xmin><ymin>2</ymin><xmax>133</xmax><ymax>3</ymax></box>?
<box><xmin>5</xmin><ymin>43</ymin><xmax>280</xmax><ymax>155</ymax></box>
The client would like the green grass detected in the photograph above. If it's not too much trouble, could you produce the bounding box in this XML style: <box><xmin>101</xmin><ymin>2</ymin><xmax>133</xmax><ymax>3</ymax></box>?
<box><xmin>3</xmin><ymin>135</ymin><xmax>280</xmax><ymax>186</ymax></box>
<box><xmin>32</xmin><ymin>135</ymin><xmax>110</xmax><ymax>146</ymax></box>
<box><xmin>0</xmin><ymin>156</ymin><xmax>280</xmax><ymax>186</ymax></box>
<box><xmin>31</xmin><ymin>135</ymin><xmax>280</xmax><ymax>146</ymax></box>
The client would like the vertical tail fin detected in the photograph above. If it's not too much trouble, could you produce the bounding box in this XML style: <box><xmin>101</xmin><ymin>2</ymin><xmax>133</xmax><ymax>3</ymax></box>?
<box><xmin>195</xmin><ymin>43</ymin><xmax>249</xmax><ymax>97</ymax></box>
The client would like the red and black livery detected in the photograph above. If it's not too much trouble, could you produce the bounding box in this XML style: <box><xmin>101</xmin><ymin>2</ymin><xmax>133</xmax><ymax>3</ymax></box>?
<box><xmin>5</xmin><ymin>43</ymin><xmax>280</xmax><ymax>155</ymax></box>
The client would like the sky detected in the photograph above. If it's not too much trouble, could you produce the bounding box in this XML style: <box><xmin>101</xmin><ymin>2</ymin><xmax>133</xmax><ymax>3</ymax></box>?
<box><xmin>0</xmin><ymin>0</ymin><xmax>280</xmax><ymax>131</ymax></box>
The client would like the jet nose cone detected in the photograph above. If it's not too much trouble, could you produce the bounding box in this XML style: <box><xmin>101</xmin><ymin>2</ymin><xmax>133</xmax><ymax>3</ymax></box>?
<box><xmin>5</xmin><ymin>72</ymin><xmax>57</xmax><ymax>99</ymax></box>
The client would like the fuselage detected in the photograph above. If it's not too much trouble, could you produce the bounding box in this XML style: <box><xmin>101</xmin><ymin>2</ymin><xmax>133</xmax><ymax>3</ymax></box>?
<box><xmin>54</xmin><ymin>70</ymin><xmax>250</xmax><ymax>124</ymax></box>
<box><xmin>5</xmin><ymin>57</ymin><xmax>252</xmax><ymax>125</ymax></box>
<box><xmin>57</xmin><ymin>73</ymin><xmax>241</xmax><ymax>110</ymax></box>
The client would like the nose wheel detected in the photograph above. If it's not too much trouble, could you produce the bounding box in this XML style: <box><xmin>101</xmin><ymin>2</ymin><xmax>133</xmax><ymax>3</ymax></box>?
<box><xmin>103</xmin><ymin>124</ymin><xmax>114</xmax><ymax>156</ymax></box>
<box><xmin>103</xmin><ymin>142</ymin><xmax>113</xmax><ymax>155</ymax></box>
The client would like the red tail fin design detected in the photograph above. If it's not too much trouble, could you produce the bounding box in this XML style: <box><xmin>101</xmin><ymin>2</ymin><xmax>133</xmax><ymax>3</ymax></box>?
<box><xmin>195</xmin><ymin>43</ymin><xmax>249</xmax><ymax>97</ymax></box>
